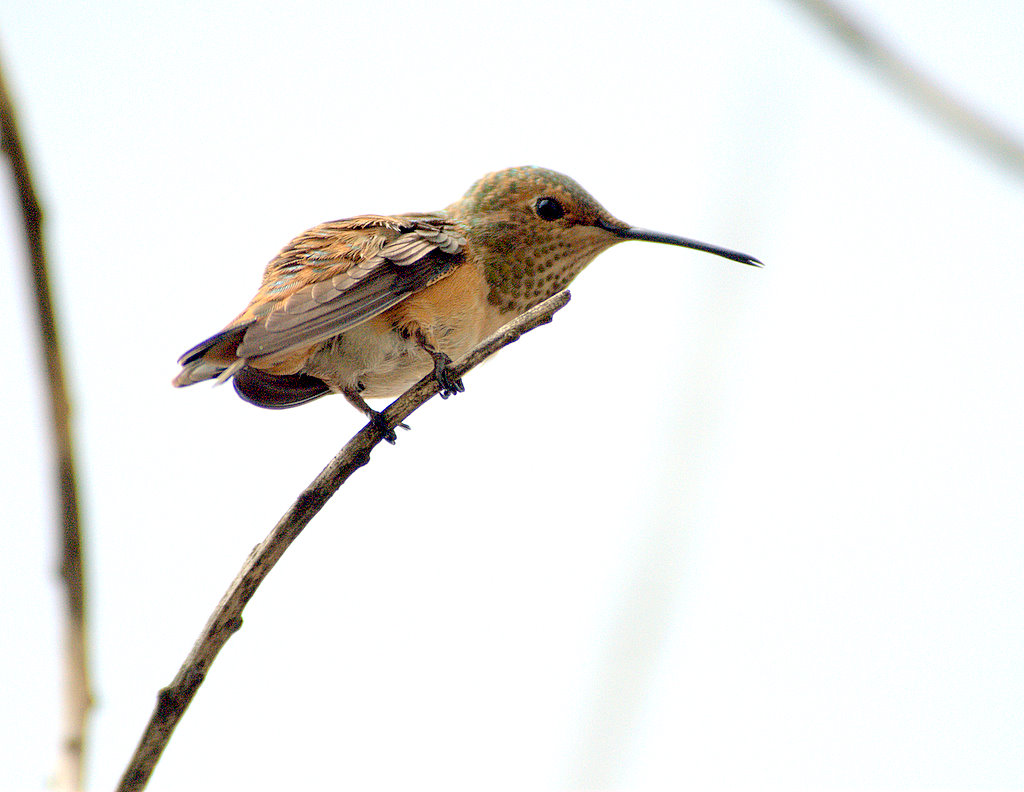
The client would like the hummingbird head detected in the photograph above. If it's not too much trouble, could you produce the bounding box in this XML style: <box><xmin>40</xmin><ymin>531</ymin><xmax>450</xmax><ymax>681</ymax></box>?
<box><xmin>447</xmin><ymin>166</ymin><xmax>760</xmax><ymax>315</ymax></box>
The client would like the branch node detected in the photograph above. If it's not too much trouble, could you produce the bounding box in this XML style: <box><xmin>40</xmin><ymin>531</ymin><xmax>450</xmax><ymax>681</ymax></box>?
<box><xmin>155</xmin><ymin>688</ymin><xmax>179</xmax><ymax>720</ymax></box>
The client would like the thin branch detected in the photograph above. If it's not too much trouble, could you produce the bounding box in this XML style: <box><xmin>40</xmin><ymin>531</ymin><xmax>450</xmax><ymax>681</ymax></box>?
<box><xmin>0</xmin><ymin>50</ymin><xmax>92</xmax><ymax>792</ymax></box>
<box><xmin>787</xmin><ymin>0</ymin><xmax>1024</xmax><ymax>180</ymax></box>
<box><xmin>115</xmin><ymin>289</ymin><xmax>572</xmax><ymax>792</ymax></box>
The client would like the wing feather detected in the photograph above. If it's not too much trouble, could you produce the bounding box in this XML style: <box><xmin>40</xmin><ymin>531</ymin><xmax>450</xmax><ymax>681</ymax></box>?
<box><xmin>235</xmin><ymin>215</ymin><xmax>466</xmax><ymax>361</ymax></box>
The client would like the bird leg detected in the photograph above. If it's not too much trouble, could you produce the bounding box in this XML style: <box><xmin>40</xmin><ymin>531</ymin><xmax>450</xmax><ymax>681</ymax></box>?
<box><xmin>413</xmin><ymin>329</ymin><xmax>465</xmax><ymax>399</ymax></box>
<box><xmin>342</xmin><ymin>386</ymin><xmax>407</xmax><ymax>444</ymax></box>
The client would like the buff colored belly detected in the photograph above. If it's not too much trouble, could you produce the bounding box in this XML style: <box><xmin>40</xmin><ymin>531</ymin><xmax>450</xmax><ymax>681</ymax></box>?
<box><xmin>300</xmin><ymin>259</ymin><xmax>507</xmax><ymax>399</ymax></box>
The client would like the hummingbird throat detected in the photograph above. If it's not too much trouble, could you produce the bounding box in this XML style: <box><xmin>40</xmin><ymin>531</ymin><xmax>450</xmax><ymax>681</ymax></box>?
<box><xmin>473</xmin><ymin>220</ymin><xmax>614</xmax><ymax>315</ymax></box>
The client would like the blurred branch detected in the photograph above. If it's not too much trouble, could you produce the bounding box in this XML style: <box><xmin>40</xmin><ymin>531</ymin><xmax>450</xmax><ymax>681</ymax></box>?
<box><xmin>787</xmin><ymin>0</ymin><xmax>1024</xmax><ymax>180</ymax></box>
<box><xmin>115</xmin><ymin>289</ymin><xmax>571</xmax><ymax>792</ymax></box>
<box><xmin>0</xmin><ymin>51</ymin><xmax>92</xmax><ymax>792</ymax></box>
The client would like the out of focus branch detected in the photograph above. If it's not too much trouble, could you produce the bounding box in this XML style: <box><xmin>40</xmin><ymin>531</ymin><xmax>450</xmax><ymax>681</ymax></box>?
<box><xmin>787</xmin><ymin>0</ymin><xmax>1024</xmax><ymax>180</ymax></box>
<box><xmin>0</xmin><ymin>53</ymin><xmax>92</xmax><ymax>791</ymax></box>
<box><xmin>115</xmin><ymin>289</ymin><xmax>571</xmax><ymax>792</ymax></box>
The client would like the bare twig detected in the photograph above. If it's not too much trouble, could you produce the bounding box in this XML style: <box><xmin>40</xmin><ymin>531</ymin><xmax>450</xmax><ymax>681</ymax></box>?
<box><xmin>0</xmin><ymin>51</ymin><xmax>92</xmax><ymax>792</ymax></box>
<box><xmin>115</xmin><ymin>289</ymin><xmax>572</xmax><ymax>792</ymax></box>
<box><xmin>787</xmin><ymin>0</ymin><xmax>1024</xmax><ymax>180</ymax></box>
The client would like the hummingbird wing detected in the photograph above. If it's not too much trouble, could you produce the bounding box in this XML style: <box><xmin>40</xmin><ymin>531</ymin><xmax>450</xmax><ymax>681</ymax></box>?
<box><xmin>237</xmin><ymin>213</ymin><xmax>466</xmax><ymax>360</ymax></box>
<box><xmin>174</xmin><ymin>213</ymin><xmax>466</xmax><ymax>383</ymax></box>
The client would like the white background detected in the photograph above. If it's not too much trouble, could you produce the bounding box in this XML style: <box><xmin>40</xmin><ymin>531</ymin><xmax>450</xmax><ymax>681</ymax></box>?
<box><xmin>2</xmin><ymin>1</ymin><xmax>1022</xmax><ymax>789</ymax></box>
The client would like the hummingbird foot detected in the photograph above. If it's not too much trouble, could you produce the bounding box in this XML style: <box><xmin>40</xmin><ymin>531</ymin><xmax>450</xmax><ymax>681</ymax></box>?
<box><xmin>343</xmin><ymin>387</ymin><xmax>408</xmax><ymax>444</ymax></box>
<box><xmin>430</xmin><ymin>350</ymin><xmax>465</xmax><ymax>399</ymax></box>
<box><xmin>413</xmin><ymin>330</ymin><xmax>465</xmax><ymax>399</ymax></box>
<box><xmin>368</xmin><ymin>408</ymin><xmax>405</xmax><ymax>444</ymax></box>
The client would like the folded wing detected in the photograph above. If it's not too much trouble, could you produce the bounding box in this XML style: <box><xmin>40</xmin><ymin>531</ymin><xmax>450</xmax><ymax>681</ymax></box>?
<box><xmin>173</xmin><ymin>213</ymin><xmax>467</xmax><ymax>394</ymax></box>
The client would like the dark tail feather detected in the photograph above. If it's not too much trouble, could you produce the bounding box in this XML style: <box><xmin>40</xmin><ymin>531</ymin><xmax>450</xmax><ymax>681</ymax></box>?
<box><xmin>232</xmin><ymin>366</ymin><xmax>331</xmax><ymax>409</ymax></box>
<box><xmin>173</xmin><ymin>323</ymin><xmax>252</xmax><ymax>387</ymax></box>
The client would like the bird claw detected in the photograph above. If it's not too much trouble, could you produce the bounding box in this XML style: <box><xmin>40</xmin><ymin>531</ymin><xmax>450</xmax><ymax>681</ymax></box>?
<box><xmin>432</xmin><ymin>352</ymin><xmax>465</xmax><ymax>399</ymax></box>
<box><xmin>411</xmin><ymin>330</ymin><xmax>465</xmax><ymax>398</ymax></box>
<box><xmin>368</xmin><ymin>409</ymin><xmax>409</xmax><ymax>444</ymax></box>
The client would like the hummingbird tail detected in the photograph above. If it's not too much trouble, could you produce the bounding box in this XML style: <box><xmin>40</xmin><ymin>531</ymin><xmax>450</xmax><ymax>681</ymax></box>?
<box><xmin>172</xmin><ymin>324</ymin><xmax>251</xmax><ymax>387</ymax></box>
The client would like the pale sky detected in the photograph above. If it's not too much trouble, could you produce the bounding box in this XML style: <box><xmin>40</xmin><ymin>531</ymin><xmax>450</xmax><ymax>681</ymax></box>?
<box><xmin>2</xmin><ymin>1</ymin><xmax>1023</xmax><ymax>789</ymax></box>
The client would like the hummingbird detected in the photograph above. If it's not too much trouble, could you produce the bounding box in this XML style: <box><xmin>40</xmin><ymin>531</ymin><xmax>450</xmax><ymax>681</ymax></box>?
<box><xmin>173</xmin><ymin>167</ymin><xmax>760</xmax><ymax>440</ymax></box>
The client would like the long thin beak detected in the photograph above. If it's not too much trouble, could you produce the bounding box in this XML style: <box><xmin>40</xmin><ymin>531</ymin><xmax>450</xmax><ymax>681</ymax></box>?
<box><xmin>598</xmin><ymin>219</ymin><xmax>762</xmax><ymax>267</ymax></box>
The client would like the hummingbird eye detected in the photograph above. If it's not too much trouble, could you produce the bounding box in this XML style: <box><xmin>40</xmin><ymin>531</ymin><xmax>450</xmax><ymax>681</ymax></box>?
<box><xmin>534</xmin><ymin>197</ymin><xmax>565</xmax><ymax>221</ymax></box>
